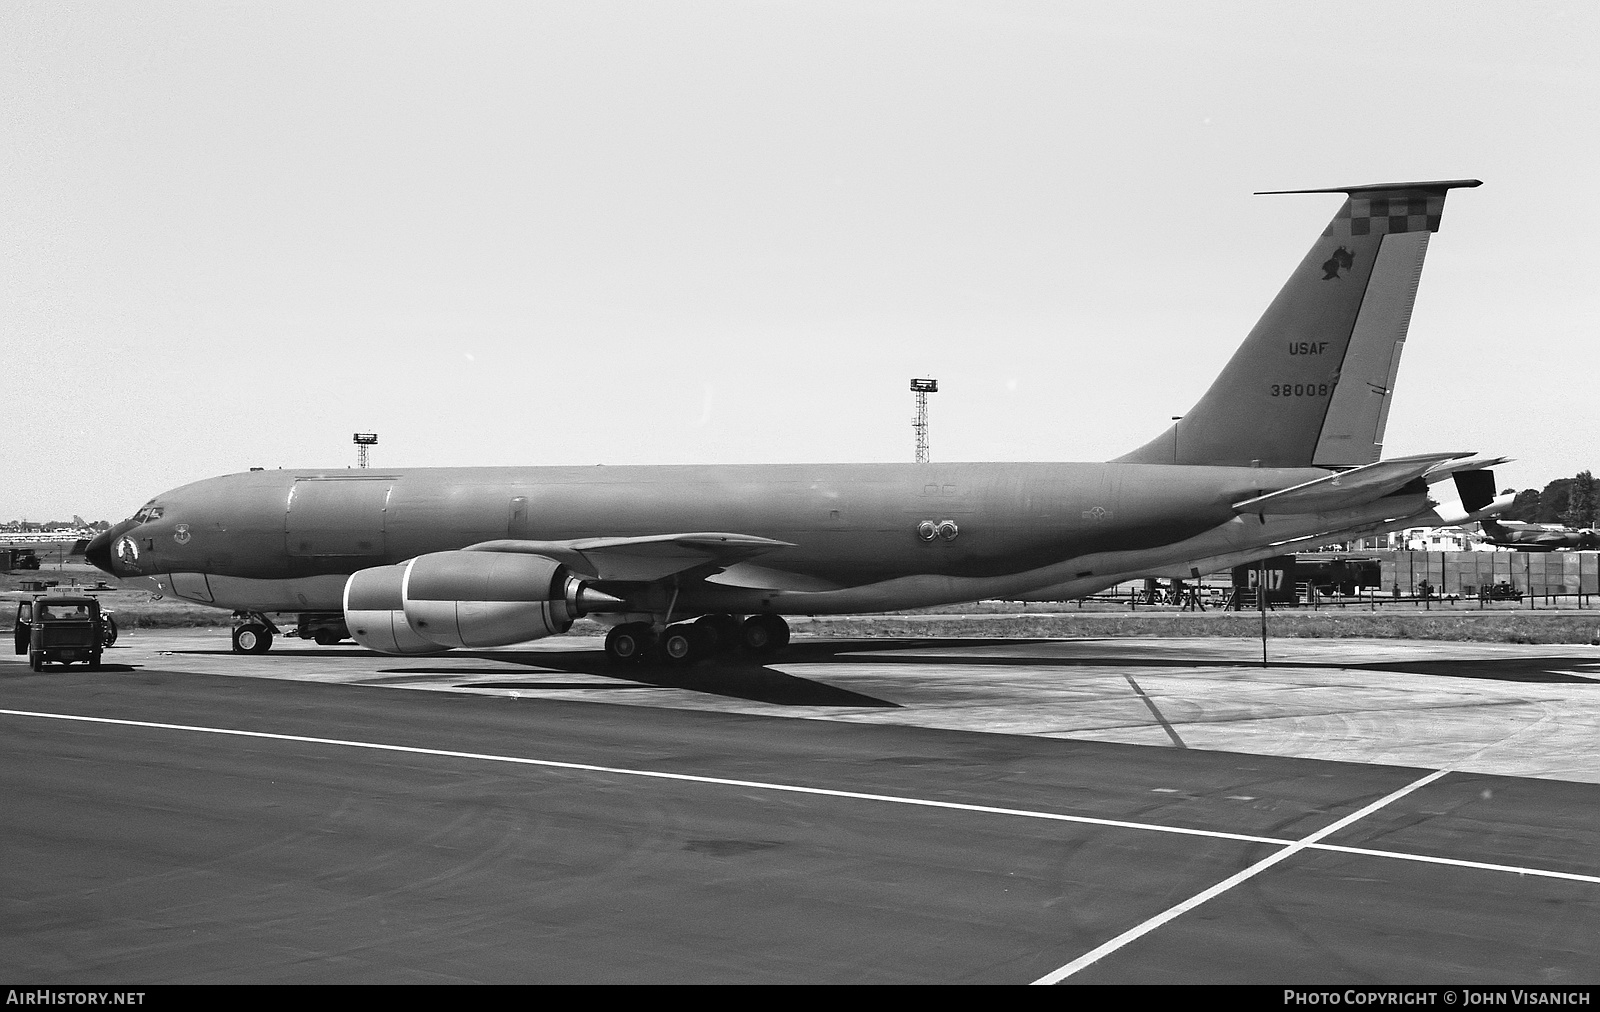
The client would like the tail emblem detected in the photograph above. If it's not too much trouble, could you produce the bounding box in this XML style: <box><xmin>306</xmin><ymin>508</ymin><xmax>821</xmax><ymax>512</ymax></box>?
<box><xmin>1320</xmin><ymin>246</ymin><xmax>1354</xmax><ymax>280</ymax></box>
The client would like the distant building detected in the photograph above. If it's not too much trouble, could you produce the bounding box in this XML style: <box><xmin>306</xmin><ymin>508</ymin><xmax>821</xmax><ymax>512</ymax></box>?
<box><xmin>1324</xmin><ymin>527</ymin><xmax>1503</xmax><ymax>553</ymax></box>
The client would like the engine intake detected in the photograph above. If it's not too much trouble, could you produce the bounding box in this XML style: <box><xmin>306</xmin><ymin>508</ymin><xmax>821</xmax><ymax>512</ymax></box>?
<box><xmin>343</xmin><ymin>563</ymin><xmax>450</xmax><ymax>655</ymax></box>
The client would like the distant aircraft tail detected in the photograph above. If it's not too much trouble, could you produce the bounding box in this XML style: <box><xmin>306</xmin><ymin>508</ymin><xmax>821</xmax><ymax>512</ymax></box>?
<box><xmin>1116</xmin><ymin>179</ymin><xmax>1481</xmax><ymax>468</ymax></box>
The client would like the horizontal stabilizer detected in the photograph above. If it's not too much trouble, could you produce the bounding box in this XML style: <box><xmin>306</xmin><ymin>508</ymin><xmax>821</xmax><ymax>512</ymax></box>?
<box><xmin>1255</xmin><ymin>179</ymin><xmax>1483</xmax><ymax>197</ymax></box>
<box><xmin>1232</xmin><ymin>451</ymin><xmax>1473</xmax><ymax>515</ymax></box>
<box><xmin>1427</xmin><ymin>455</ymin><xmax>1508</xmax><ymax>474</ymax></box>
<box><xmin>464</xmin><ymin>532</ymin><xmax>794</xmax><ymax>583</ymax></box>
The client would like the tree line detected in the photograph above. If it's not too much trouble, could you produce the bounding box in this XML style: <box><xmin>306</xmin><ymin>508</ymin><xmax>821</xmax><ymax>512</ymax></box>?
<box><xmin>1501</xmin><ymin>471</ymin><xmax>1598</xmax><ymax>528</ymax></box>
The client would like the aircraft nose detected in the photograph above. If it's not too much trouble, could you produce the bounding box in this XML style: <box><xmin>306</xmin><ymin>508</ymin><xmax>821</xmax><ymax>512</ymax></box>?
<box><xmin>86</xmin><ymin>529</ymin><xmax>114</xmax><ymax>573</ymax></box>
<box><xmin>86</xmin><ymin>520</ymin><xmax>136</xmax><ymax>575</ymax></box>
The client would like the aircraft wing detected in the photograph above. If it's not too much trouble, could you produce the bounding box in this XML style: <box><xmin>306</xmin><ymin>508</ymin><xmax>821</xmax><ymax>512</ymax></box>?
<box><xmin>462</xmin><ymin>532</ymin><xmax>795</xmax><ymax>583</ymax></box>
<box><xmin>1231</xmin><ymin>451</ymin><xmax>1475</xmax><ymax>515</ymax></box>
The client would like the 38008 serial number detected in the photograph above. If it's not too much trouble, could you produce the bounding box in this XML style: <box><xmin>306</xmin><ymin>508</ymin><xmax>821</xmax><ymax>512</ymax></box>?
<box><xmin>1271</xmin><ymin>383</ymin><xmax>1330</xmax><ymax>397</ymax></box>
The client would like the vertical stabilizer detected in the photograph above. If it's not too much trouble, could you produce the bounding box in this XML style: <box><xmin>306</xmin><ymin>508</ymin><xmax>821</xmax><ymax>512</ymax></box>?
<box><xmin>1116</xmin><ymin>179</ymin><xmax>1480</xmax><ymax>467</ymax></box>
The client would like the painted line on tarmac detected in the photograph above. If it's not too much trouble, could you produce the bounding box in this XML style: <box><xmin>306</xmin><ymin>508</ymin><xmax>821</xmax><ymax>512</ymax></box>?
<box><xmin>0</xmin><ymin>708</ymin><xmax>1287</xmax><ymax>846</ymax></box>
<box><xmin>8</xmin><ymin>710</ymin><xmax>1599</xmax><ymax>899</ymax></box>
<box><xmin>1031</xmin><ymin>708</ymin><xmax>1599</xmax><ymax>984</ymax></box>
<box><xmin>1311</xmin><ymin>843</ymin><xmax>1600</xmax><ymax>886</ymax></box>
<box><xmin>1030</xmin><ymin>769</ymin><xmax>1452</xmax><ymax>985</ymax></box>
<box><xmin>1124</xmin><ymin>674</ymin><xmax>1186</xmax><ymax>748</ymax></box>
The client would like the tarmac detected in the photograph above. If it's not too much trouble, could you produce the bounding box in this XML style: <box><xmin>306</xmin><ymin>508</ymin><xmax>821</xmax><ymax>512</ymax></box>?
<box><xmin>3</xmin><ymin>628</ymin><xmax>1599</xmax><ymax>983</ymax></box>
<box><xmin>86</xmin><ymin>627</ymin><xmax>1600</xmax><ymax>782</ymax></box>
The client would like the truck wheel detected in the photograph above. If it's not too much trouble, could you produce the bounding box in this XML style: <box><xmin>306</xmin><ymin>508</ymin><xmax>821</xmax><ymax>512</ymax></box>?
<box><xmin>232</xmin><ymin>624</ymin><xmax>273</xmax><ymax>654</ymax></box>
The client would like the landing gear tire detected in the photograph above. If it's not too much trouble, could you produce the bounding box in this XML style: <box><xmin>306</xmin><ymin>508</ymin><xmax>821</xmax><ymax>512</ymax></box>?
<box><xmin>660</xmin><ymin>623</ymin><xmax>704</xmax><ymax>666</ymax></box>
<box><xmin>88</xmin><ymin>650</ymin><xmax>102</xmax><ymax>671</ymax></box>
<box><xmin>312</xmin><ymin>631</ymin><xmax>343</xmax><ymax>646</ymax></box>
<box><xmin>29</xmin><ymin>650</ymin><xmax>43</xmax><ymax>672</ymax></box>
<box><xmin>605</xmin><ymin>623</ymin><xmax>654</xmax><ymax>665</ymax></box>
<box><xmin>233</xmin><ymin>624</ymin><xmax>273</xmax><ymax>654</ymax></box>
<box><xmin>740</xmin><ymin>614</ymin><xmax>789</xmax><ymax>655</ymax></box>
<box><xmin>101</xmin><ymin>616</ymin><xmax>119</xmax><ymax>649</ymax></box>
<box><xmin>694</xmin><ymin>614</ymin><xmax>741</xmax><ymax>655</ymax></box>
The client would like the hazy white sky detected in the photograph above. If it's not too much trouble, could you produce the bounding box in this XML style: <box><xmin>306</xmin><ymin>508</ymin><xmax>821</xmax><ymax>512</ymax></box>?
<box><xmin>4</xmin><ymin>1</ymin><xmax>1596</xmax><ymax>520</ymax></box>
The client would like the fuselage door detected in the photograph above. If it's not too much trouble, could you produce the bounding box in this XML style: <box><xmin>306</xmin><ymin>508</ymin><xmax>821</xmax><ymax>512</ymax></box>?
<box><xmin>285</xmin><ymin>477</ymin><xmax>392</xmax><ymax>558</ymax></box>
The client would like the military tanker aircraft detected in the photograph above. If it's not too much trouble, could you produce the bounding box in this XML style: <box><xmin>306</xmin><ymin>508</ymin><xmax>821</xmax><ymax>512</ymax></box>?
<box><xmin>88</xmin><ymin>179</ymin><xmax>1507</xmax><ymax>664</ymax></box>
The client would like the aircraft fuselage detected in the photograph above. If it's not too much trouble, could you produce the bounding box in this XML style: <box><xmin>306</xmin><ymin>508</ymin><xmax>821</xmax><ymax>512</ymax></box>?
<box><xmin>94</xmin><ymin>460</ymin><xmax>1328</xmax><ymax>614</ymax></box>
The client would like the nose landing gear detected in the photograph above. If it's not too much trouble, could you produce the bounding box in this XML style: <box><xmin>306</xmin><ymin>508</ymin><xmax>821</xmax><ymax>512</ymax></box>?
<box><xmin>230</xmin><ymin>612</ymin><xmax>278</xmax><ymax>654</ymax></box>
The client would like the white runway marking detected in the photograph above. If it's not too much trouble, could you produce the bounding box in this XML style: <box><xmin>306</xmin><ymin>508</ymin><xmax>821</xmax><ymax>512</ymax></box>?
<box><xmin>1030</xmin><ymin>769</ymin><xmax>1451</xmax><ymax>985</ymax></box>
<box><xmin>6</xmin><ymin>706</ymin><xmax>1600</xmax><ymax>966</ymax></box>
<box><xmin>0</xmin><ymin>708</ymin><xmax>1289</xmax><ymax>845</ymax></box>
<box><xmin>1312</xmin><ymin>843</ymin><xmax>1600</xmax><ymax>886</ymax></box>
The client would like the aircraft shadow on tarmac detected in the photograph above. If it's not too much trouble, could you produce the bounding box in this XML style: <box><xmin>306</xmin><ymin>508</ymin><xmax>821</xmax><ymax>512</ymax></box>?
<box><xmin>163</xmin><ymin>637</ymin><xmax>1600</xmax><ymax>709</ymax></box>
<box><xmin>426</xmin><ymin>637</ymin><xmax>1600</xmax><ymax>696</ymax></box>
<box><xmin>165</xmin><ymin>643</ymin><xmax>900</xmax><ymax>707</ymax></box>
<box><xmin>432</xmin><ymin>641</ymin><xmax>912</xmax><ymax>708</ymax></box>
<box><xmin>424</xmin><ymin>636</ymin><xmax>1129</xmax><ymax>707</ymax></box>
<box><xmin>788</xmin><ymin>643</ymin><xmax>1600</xmax><ymax>685</ymax></box>
<box><xmin>20</xmin><ymin>663</ymin><xmax>141</xmax><ymax>674</ymax></box>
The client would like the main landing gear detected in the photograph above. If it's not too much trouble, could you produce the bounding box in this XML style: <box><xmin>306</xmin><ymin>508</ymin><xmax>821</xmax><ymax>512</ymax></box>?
<box><xmin>604</xmin><ymin>613</ymin><xmax>790</xmax><ymax>666</ymax></box>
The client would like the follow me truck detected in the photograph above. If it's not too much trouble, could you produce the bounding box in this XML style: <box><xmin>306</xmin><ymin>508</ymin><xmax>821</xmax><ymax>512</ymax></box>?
<box><xmin>12</xmin><ymin>596</ymin><xmax>118</xmax><ymax>671</ymax></box>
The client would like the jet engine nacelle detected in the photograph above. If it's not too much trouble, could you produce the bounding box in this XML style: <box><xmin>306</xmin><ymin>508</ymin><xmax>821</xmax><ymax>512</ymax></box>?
<box><xmin>343</xmin><ymin>563</ymin><xmax>451</xmax><ymax>655</ymax></box>
<box><xmin>345</xmin><ymin>551</ymin><xmax>626</xmax><ymax>655</ymax></box>
<box><xmin>399</xmin><ymin>550</ymin><xmax>578</xmax><ymax>649</ymax></box>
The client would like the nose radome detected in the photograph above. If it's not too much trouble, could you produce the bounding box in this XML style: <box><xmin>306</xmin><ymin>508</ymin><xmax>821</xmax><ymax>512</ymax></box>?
<box><xmin>87</xmin><ymin>519</ymin><xmax>139</xmax><ymax>575</ymax></box>
<box><xmin>86</xmin><ymin>529</ymin><xmax>115</xmax><ymax>574</ymax></box>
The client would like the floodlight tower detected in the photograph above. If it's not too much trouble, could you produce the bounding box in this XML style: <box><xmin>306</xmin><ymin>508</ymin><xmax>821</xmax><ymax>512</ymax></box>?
<box><xmin>353</xmin><ymin>432</ymin><xmax>378</xmax><ymax>469</ymax></box>
<box><xmin>910</xmin><ymin>378</ymin><xmax>938</xmax><ymax>463</ymax></box>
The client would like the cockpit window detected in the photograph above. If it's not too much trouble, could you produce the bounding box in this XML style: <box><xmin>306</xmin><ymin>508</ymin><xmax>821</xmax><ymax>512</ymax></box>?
<box><xmin>132</xmin><ymin>506</ymin><xmax>164</xmax><ymax>524</ymax></box>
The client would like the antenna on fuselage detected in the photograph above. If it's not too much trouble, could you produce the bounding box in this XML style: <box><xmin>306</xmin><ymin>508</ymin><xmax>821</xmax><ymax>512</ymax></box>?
<box><xmin>353</xmin><ymin>432</ymin><xmax>378</xmax><ymax>469</ymax></box>
<box><xmin>910</xmin><ymin>379</ymin><xmax>937</xmax><ymax>463</ymax></box>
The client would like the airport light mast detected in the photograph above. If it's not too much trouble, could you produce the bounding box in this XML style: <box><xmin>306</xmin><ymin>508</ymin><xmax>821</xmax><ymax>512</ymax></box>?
<box><xmin>353</xmin><ymin>432</ymin><xmax>378</xmax><ymax>469</ymax></box>
<box><xmin>910</xmin><ymin>378</ymin><xmax>937</xmax><ymax>463</ymax></box>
